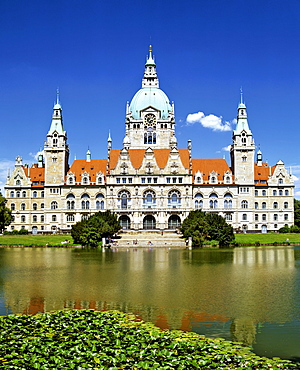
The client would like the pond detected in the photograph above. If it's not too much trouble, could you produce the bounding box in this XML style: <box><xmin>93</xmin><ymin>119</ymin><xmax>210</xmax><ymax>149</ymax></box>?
<box><xmin>0</xmin><ymin>246</ymin><xmax>299</xmax><ymax>362</ymax></box>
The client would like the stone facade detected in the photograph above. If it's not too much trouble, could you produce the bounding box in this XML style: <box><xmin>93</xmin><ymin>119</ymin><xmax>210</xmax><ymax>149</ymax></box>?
<box><xmin>5</xmin><ymin>47</ymin><xmax>294</xmax><ymax>234</ymax></box>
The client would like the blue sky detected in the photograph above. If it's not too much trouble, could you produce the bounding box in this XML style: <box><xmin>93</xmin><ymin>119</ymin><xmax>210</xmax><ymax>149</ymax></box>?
<box><xmin>0</xmin><ymin>0</ymin><xmax>300</xmax><ymax>198</ymax></box>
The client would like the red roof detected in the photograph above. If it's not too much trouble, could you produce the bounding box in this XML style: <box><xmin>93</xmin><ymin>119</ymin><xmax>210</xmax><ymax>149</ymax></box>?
<box><xmin>68</xmin><ymin>159</ymin><xmax>107</xmax><ymax>182</ymax></box>
<box><xmin>191</xmin><ymin>158</ymin><xmax>232</xmax><ymax>181</ymax></box>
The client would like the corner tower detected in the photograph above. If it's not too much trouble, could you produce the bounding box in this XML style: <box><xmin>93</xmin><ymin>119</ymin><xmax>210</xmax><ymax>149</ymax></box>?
<box><xmin>230</xmin><ymin>91</ymin><xmax>255</xmax><ymax>184</ymax></box>
<box><xmin>124</xmin><ymin>45</ymin><xmax>176</xmax><ymax>149</ymax></box>
<box><xmin>44</xmin><ymin>91</ymin><xmax>69</xmax><ymax>185</ymax></box>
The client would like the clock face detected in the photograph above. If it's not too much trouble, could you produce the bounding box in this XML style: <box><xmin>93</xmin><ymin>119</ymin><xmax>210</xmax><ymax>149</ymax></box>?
<box><xmin>144</xmin><ymin>114</ymin><xmax>156</xmax><ymax>129</ymax></box>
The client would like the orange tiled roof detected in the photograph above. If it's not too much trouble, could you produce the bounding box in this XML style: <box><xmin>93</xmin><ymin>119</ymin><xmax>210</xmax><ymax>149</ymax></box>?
<box><xmin>109</xmin><ymin>148</ymin><xmax>190</xmax><ymax>170</ymax></box>
<box><xmin>192</xmin><ymin>158</ymin><xmax>232</xmax><ymax>181</ymax></box>
<box><xmin>22</xmin><ymin>166</ymin><xmax>45</xmax><ymax>187</ymax></box>
<box><xmin>254</xmin><ymin>163</ymin><xmax>275</xmax><ymax>185</ymax></box>
<box><xmin>68</xmin><ymin>159</ymin><xmax>107</xmax><ymax>182</ymax></box>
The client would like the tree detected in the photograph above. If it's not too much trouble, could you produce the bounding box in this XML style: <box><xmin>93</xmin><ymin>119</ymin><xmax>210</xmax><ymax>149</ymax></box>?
<box><xmin>0</xmin><ymin>193</ymin><xmax>12</xmax><ymax>233</ymax></box>
<box><xmin>180</xmin><ymin>210</ymin><xmax>235</xmax><ymax>247</ymax></box>
<box><xmin>71</xmin><ymin>211</ymin><xmax>121</xmax><ymax>247</ymax></box>
<box><xmin>294</xmin><ymin>199</ymin><xmax>300</xmax><ymax>227</ymax></box>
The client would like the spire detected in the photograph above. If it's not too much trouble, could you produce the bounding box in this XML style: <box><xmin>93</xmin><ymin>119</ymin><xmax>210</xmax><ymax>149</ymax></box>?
<box><xmin>48</xmin><ymin>91</ymin><xmax>64</xmax><ymax>135</ymax></box>
<box><xmin>142</xmin><ymin>45</ymin><xmax>159</xmax><ymax>88</ymax></box>
<box><xmin>234</xmin><ymin>89</ymin><xmax>251</xmax><ymax>135</ymax></box>
<box><xmin>86</xmin><ymin>148</ymin><xmax>91</xmax><ymax>162</ymax></box>
<box><xmin>107</xmin><ymin>131</ymin><xmax>112</xmax><ymax>155</ymax></box>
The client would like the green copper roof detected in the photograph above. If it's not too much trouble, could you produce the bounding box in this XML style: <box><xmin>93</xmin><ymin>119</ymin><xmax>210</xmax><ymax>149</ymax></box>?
<box><xmin>129</xmin><ymin>87</ymin><xmax>172</xmax><ymax>119</ymax></box>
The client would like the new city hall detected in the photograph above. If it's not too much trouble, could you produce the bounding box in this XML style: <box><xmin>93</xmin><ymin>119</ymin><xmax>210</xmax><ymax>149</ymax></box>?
<box><xmin>5</xmin><ymin>47</ymin><xmax>294</xmax><ymax>234</ymax></box>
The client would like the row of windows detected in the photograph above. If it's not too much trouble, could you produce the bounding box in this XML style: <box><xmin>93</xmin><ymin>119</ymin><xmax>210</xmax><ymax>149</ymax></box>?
<box><xmin>255</xmin><ymin>189</ymin><xmax>289</xmax><ymax>196</ymax></box>
<box><xmin>195</xmin><ymin>176</ymin><xmax>231</xmax><ymax>184</ymax></box>
<box><xmin>11</xmin><ymin>203</ymin><xmax>45</xmax><ymax>211</ymax></box>
<box><xmin>254</xmin><ymin>213</ymin><xmax>289</xmax><ymax>221</ymax></box>
<box><xmin>10</xmin><ymin>190</ymin><xmax>45</xmax><ymax>198</ymax></box>
<box><xmin>68</xmin><ymin>176</ymin><xmax>104</xmax><ymax>185</ymax></box>
<box><xmin>255</xmin><ymin>201</ymin><xmax>289</xmax><ymax>209</ymax></box>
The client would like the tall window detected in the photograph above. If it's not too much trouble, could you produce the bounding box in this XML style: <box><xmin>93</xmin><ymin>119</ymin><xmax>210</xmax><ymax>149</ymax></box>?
<box><xmin>33</xmin><ymin>203</ymin><xmax>37</xmax><ymax>210</ymax></box>
<box><xmin>195</xmin><ymin>193</ymin><xmax>203</xmax><ymax>209</ymax></box>
<box><xmin>262</xmin><ymin>202</ymin><xmax>266</xmax><ymax>209</ymax></box>
<box><xmin>81</xmin><ymin>194</ymin><xmax>90</xmax><ymax>210</ymax></box>
<box><xmin>168</xmin><ymin>190</ymin><xmax>181</xmax><ymax>208</ymax></box>
<box><xmin>241</xmin><ymin>200</ymin><xmax>248</xmax><ymax>209</ymax></box>
<box><xmin>21</xmin><ymin>203</ymin><xmax>26</xmax><ymax>211</ymax></box>
<box><xmin>209</xmin><ymin>193</ymin><xmax>218</xmax><ymax>209</ymax></box>
<box><xmin>285</xmin><ymin>190</ymin><xmax>289</xmax><ymax>196</ymax></box>
<box><xmin>143</xmin><ymin>190</ymin><xmax>156</xmax><ymax>208</ymax></box>
<box><xmin>96</xmin><ymin>194</ymin><xmax>105</xmax><ymax>210</ymax></box>
<box><xmin>118</xmin><ymin>190</ymin><xmax>131</xmax><ymax>209</ymax></box>
<box><xmin>224</xmin><ymin>193</ymin><xmax>232</xmax><ymax>209</ymax></box>
<box><xmin>11</xmin><ymin>203</ymin><xmax>15</xmax><ymax>211</ymax></box>
<box><xmin>284</xmin><ymin>202</ymin><xmax>288</xmax><ymax>209</ymax></box>
<box><xmin>273</xmin><ymin>202</ymin><xmax>278</xmax><ymax>209</ymax></box>
<box><xmin>51</xmin><ymin>201</ymin><xmax>58</xmax><ymax>210</ymax></box>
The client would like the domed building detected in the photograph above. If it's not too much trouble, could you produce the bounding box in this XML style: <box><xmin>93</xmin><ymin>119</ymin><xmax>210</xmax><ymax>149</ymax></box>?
<box><xmin>5</xmin><ymin>46</ymin><xmax>295</xmax><ymax>234</ymax></box>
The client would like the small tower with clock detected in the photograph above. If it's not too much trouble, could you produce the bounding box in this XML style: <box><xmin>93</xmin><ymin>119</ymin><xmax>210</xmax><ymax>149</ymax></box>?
<box><xmin>124</xmin><ymin>46</ymin><xmax>177</xmax><ymax>149</ymax></box>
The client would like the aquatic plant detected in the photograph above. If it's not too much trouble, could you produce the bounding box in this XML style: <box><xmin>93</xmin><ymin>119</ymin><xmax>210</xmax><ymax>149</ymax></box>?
<box><xmin>0</xmin><ymin>310</ymin><xmax>298</xmax><ymax>369</ymax></box>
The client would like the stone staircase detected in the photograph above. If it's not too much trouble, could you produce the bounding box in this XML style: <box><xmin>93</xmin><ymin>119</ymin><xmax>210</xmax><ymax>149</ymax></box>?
<box><xmin>114</xmin><ymin>230</ymin><xmax>186</xmax><ymax>248</ymax></box>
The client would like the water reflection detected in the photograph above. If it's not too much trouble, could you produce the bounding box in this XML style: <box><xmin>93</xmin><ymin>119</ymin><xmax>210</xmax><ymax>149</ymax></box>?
<box><xmin>0</xmin><ymin>246</ymin><xmax>299</xmax><ymax>361</ymax></box>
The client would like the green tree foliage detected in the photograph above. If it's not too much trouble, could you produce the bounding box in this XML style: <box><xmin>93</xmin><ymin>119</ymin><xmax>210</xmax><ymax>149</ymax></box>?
<box><xmin>180</xmin><ymin>210</ymin><xmax>235</xmax><ymax>247</ymax></box>
<box><xmin>71</xmin><ymin>211</ymin><xmax>120</xmax><ymax>247</ymax></box>
<box><xmin>294</xmin><ymin>198</ymin><xmax>300</xmax><ymax>227</ymax></box>
<box><xmin>0</xmin><ymin>193</ymin><xmax>12</xmax><ymax>233</ymax></box>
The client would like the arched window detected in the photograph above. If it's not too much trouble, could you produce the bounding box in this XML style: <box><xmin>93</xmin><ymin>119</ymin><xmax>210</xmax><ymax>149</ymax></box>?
<box><xmin>22</xmin><ymin>191</ymin><xmax>26</xmax><ymax>198</ymax></box>
<box><xmin>273</xmin><ymin>202</ymin><xmax>278</xmax><ymax>209</ymax></box>
<box><xmin>97</xmin><ymin>177</ymin><xmax>103</xmax><ymax>184</ymax></box>
<box><xmin>273</xmin><ymin>190</ymin><xmax>277</xmax><ymax>196</ymax></box>
<box><xmin>66</xmin><ymin>194</ymin><xmax>75</xmax><ymax>210</ymax></box>
<box><xmin>195</xmin><ymin>193</ymin><xmax>203</xmax><ymax>209</ymax></box>
<box><xmin>143</xmin><ymin>190</ymin><xmax>156</xmax><ymax>208</ymax></box>
<box><xmin>118</xmin><ymin>191</ymin><xmax>130</xmax><ymax>209</ymax></box>
<box><xmin>21</xmin><ymin>215</ymin><xmax>26</xmax><ymax>223</ymax></box>
<box><xmin>10</xmin><ymin>191</ymin><xmax>14</xmax><ymax>198</ymax></box>
<box><xmin>262</xmin><ymin>214</ymin><xmax>267</xmax><ymax>221</ymax></box>
<box><xmin>285</xmin><ymin>190</ymin><xmax>289</xmax><ymax>196</ymax></box>
<box><xmin>209</xmin><ymin>193</ymin><xmax>218</xmax><ymax>209</ymax></box>
<box><xmin>41</xmin><ymin>191</ymin><xmax>44</xmax><ymax>198</ymax></box>
<box><xmin>224</xmin><ymin>193</ymin><xmax>232</xmax><ymax>209</ymax></box>
<box><xmin>255</xmin><ymin>190</ymin><xmax>258</xmax><ymax>196</ymax></box>
<box><xmin>82</xmin><ymin>177</ymin><xmax>89</xmax><ymax>185</ymax></box>
<box><xmin>278</xmin><ymin>178</ymin><xmax>283</xmax><ymax>184</ymax></box>
<box><xmin>255</xmin><ymin>202</ymin><xmax>258</xmax><ymax>209</ymax></box>
<box><xmin>284</xmin><ymin>202</ymin><xmax>288</xmax><ymax>209</ymax></box>
<box><xmin>11</xmin><ymin>203</ymin><xmax>15</xmax><ymax>211</ymax></box>
<box><xmin>68</xmin><ymin>177</ymin><xmax>74</xmax><ymax>185</ymax></box>
<box><xmin>241</xmin><ymin>200</ymin><xmax>248</xmax><ymax>209</ymax></box>
<box><xmin>242</xmin><ymin>214</ymin><xmax>247</xmax><ymax>221</ymax></box>
<box><xmin>51</xmin><ymin>201</ymin><xmax>58</xmax><ymax>210</ymax></box>
<box><xmin>33</xmin><ymin>191</ymin><xmax>37</xmax><ymax>198</ymax></box>
<box><xmin>52</xmin><ymin>215</ymin><xmax>57</xmax><ymax>222</ymax></box>
<box><xmin>16</xmin><ymin>191</ymin><xmax>20</xmax><ymax>198</ymax></box>
<box><xmin>96</xmin><ymin>194</ymin><xmax>105</xmax><ymax>210</ymax></box>
<box><xmin>67</xmin><ymin>214</ymin><xmax>75</xmax><ymax>222</ymax></box>
<box><xmin>16</xmin><ymin>180</ymin><xmax>21</xmax><ymax>186</ymax></box>
<box><xmin>168</xmin><ymin>190</ymin><xmax>181</xmax><ymax>208</ymax></box>
<box><xmin>279</xmin><ymin>190</ymin><xmax>283</xmax><ymax>196</ymax></box>
<box><xmin>262</xmin><ymin>202</ymin><xmax>266</xmax><ymax>209</ymax></box>
<box><xmin>21</xmin><ymin>203</ymin><xmax>26</xmax><ymax>211</ymax></box>
<box><xmin>274</xmin><ymin>214</ymin><xmax>278</xmax><ymax>221</ymax></box>
<box><xmin>225</xmin><ymin>176</ymin><xmax>231</xmax><ymax>184</ymax></box>
<box><xmin>262</xmin><ymin>190</ymin><xmax>266</xmax><ymax>196</ymax></box>
<box><xmin>81</xmin><ymin>194</ymin><xmax>90</xmax><ymax>209</ymax></box>
<box><xmin>41</xmin><ymin>203</ymin><xmax>44</xmax><ymax>209</ymax></box>
<box><xmin>33</xmin><ymin>215</ymin><xmax>37</xmax><ymax>222</ymax></box>
<box><xmin>33</xmin><ymin>203</ymin><xmax>37</xmax><ymax>211</ymax></box>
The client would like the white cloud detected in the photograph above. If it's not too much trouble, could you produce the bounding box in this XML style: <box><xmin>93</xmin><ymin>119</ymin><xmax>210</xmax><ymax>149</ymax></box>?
<box><xmin>186</xmin><ymin>111</ymin><xmax>233</xmax><ymax>132</ymax></box>
<box><xmin>222</xmin><ymin>145</ymin><xmax>231</xmax><ymax>152</ymax></box>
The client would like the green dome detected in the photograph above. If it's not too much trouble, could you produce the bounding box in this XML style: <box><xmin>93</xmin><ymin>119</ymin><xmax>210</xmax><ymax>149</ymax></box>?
<box><xmin>129</xmin><ymin>87</ymin><xmax>172</xmax><ymax>119</ymax></box>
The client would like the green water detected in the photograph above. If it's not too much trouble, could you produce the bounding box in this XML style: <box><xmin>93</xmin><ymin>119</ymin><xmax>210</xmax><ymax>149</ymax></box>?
<box><xmin>0</xmin><ymin>246</ymin><xmax>299</xmax><ymax>362</ymax></box>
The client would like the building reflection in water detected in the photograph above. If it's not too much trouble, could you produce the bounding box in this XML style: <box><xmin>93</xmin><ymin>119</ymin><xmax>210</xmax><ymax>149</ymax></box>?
<box><xmin>1</xmin><ymin>246</ymin><xmax>298</xmax><ymax>352</ymax></box>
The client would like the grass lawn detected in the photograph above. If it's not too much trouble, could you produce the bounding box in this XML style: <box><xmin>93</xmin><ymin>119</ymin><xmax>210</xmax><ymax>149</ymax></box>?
<box><xmin>0</xmin><ymin>234</ymin><xmax>75</xmax><ymax>246</ymax></box>
<box><xmin>234</xmin><ymin>232</ymin><xmax>300</xmax><ymax>245</ymax></box>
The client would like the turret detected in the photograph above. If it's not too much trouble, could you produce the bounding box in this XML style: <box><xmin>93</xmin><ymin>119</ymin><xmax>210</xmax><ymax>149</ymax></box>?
<box><xmin>44</xmin><ymin>91</ymin><xmax>69</xmax><ymax>185</ymax></box>
<box><xmin>230</xmin><ymin>90</ymin><xmax>255</xmax><ymax>184</ymax></box>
